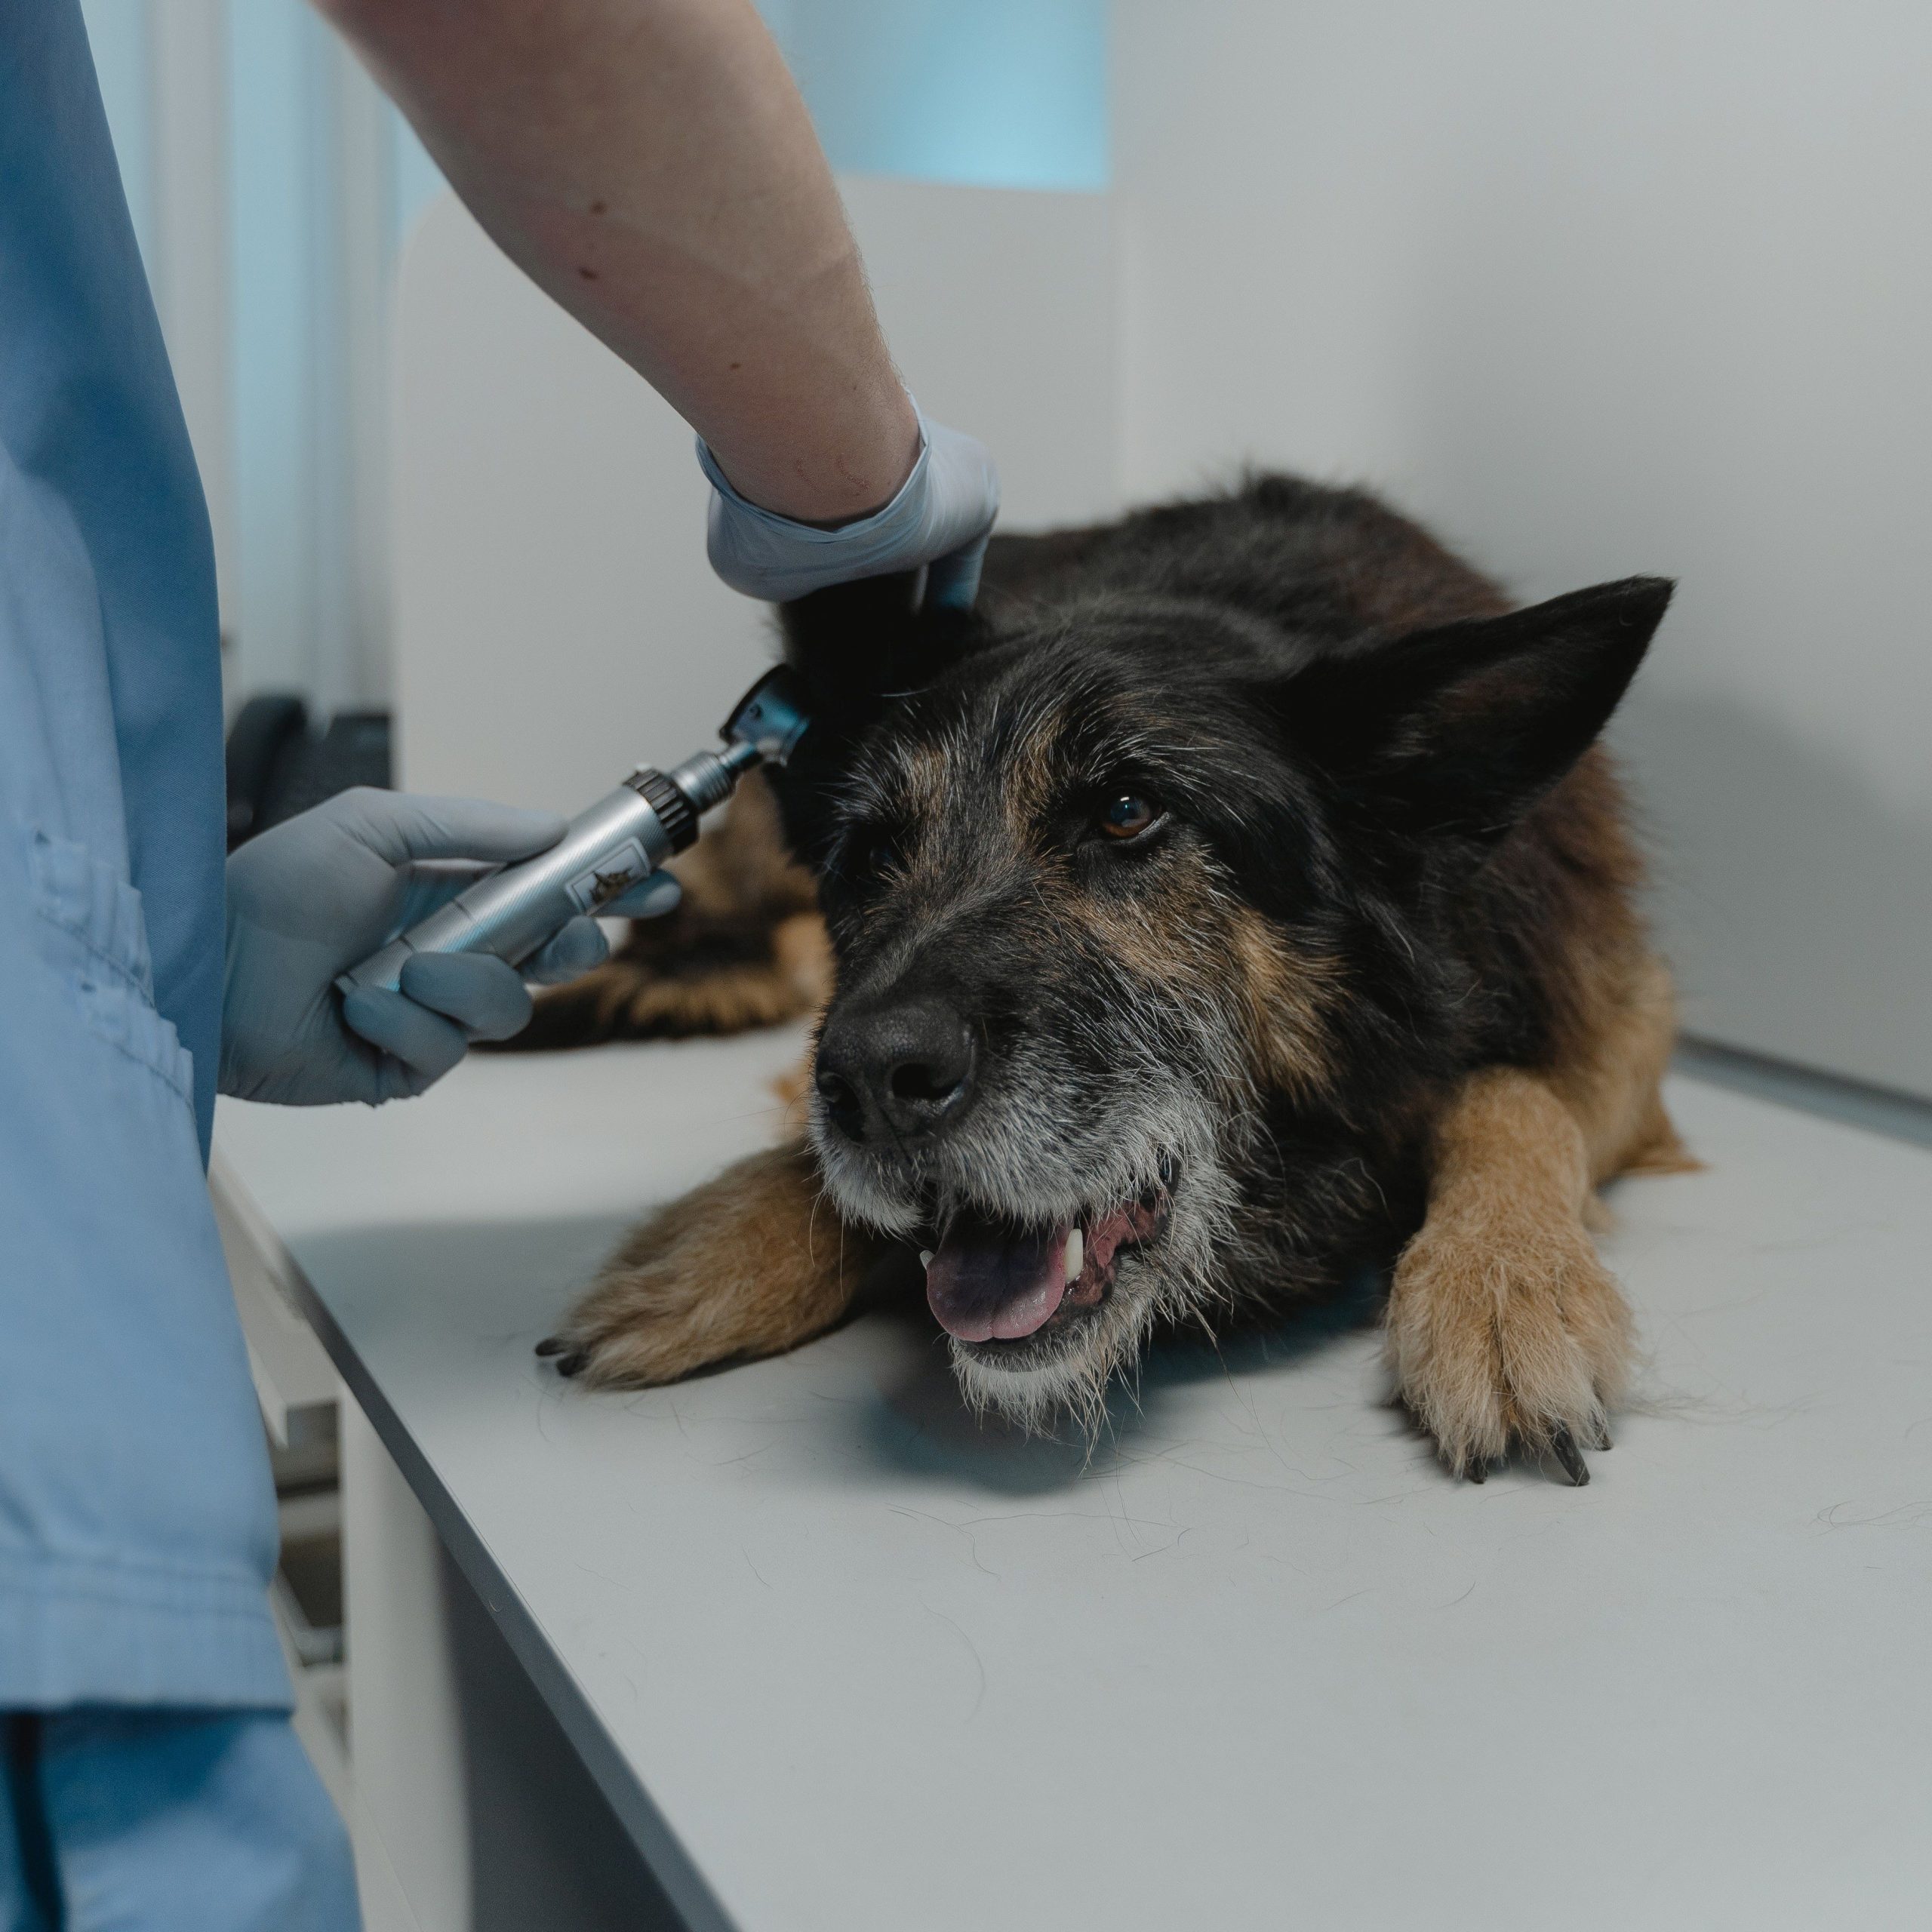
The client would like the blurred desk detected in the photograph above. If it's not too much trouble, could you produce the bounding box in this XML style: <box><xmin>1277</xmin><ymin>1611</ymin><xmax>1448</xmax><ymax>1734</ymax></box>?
<box><xmin>214</xmin><ymin>1035</ymin><xmax>1932</xmax><ymax>1932</ymax></box>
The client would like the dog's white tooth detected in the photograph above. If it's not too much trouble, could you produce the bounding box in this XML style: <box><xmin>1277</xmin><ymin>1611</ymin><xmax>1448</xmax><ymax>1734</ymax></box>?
<box><xmin>919</xmin><ymin>1249</ymin><xmax>934</xmax><ymax>1269</ymax></box>
<box><xmin>1063</xmin><ymin>1226</ymin><xmax>1084</xmax><ymax>1280</ymax></box>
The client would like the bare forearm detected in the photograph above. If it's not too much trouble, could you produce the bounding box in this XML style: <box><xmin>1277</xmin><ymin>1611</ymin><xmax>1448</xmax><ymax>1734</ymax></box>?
<box><xmin>320</xmin><ymin>0</ymin><xmax>918</xmax><ymax>521</ymax></box>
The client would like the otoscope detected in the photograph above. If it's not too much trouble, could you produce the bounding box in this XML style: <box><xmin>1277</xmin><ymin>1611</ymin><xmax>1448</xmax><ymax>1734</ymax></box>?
<box><xmin>336</xmin><ymin>667</ymin><xmax>810</xmax><ymax>1000</ymax></box>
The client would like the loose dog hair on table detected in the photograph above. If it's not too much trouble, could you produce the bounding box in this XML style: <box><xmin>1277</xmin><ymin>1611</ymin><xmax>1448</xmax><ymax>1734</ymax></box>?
<box><xmin>525</xmin><ymin>475</ymin><xmax>1691</xmax><ymax>1482</ymax></box>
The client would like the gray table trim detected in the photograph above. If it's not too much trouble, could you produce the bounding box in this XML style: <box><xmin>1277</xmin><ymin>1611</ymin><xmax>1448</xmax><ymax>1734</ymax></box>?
<box><xmin>1675</xmin><ymin>1035</ymin><xmax>1932</xmax><ymax>1151</ymax></box>
<box><xmin>247</xmin><ymin>1189</ymin><xmax>742</xmax><ymax>1932</ymax></box>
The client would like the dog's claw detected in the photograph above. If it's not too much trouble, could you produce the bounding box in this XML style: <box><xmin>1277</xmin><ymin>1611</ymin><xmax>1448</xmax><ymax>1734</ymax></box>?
<box><xmin>555</xmin><ymin>1350</ymin><xmax>587</xmax><ymax>1380</ymax></box>
<box><xmin>1465</xmin><ymin>1454</ymin><xmax>1488</xmax><ymax>1484</ymax></box>
<box><xmin>1549</xmin><ymin>1425</ymin><xmax>1590</xmax><ymax>1486</ymax></box>
<box><xmin>534</xmin><ymin>1336</ymin><xmax>566</xmax><ymax>1358</ymax></box>
<box><xmin>1597</xmin><ymin>1426</ymin><xmax>1614</xmax><ymax>1452</ymax></box>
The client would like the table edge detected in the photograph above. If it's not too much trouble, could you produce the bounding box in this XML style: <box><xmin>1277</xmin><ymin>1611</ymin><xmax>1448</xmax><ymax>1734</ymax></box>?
<box><xmin>209</xmin><ymin>1160</ymin><xmax>743</xmax><ymax>1932</ymax></box>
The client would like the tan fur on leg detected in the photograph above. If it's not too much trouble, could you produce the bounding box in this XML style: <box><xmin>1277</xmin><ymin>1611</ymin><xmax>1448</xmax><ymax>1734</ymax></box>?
<box><xmin>1620</xmin><ymin>1092</ymin><xmax>1701</xmax><ymax>1176</ymax></box>
<box><xmin>550</xmin><ymin>1140</ymin><xmax>878</xmax><ymax>1387</ymax></box>
<box><xmin>528</xmin><ymin>912</ymin><xmax>829</xmax><ymax>1044</ymax></box>
<box><xmin>1388</xmin><ymin>1071</ymin><xmax>1632</xmax><ymax>1472</ymax></box>
<box><xmin>1389</xmin><ymin>952</ymin><xmax>1684</xmax><ymax>1473</ymax></box>
<box><xmin>1551</xmin><ymin>952</ymin><xmax>1691</xmax><ymax>1184</ymax></box>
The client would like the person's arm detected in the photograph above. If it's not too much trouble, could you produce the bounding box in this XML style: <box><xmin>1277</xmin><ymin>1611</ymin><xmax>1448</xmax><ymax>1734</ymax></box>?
<box><xmin>319</xmin><ymin>0</ymin><xmax>915</xmax><ymax>525</ymax></box>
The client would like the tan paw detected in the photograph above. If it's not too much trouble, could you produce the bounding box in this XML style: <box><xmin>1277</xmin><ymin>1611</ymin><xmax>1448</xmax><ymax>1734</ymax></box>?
<box><xmin>1385</xmin><ymin>1206</ymin><xmax>1633</xmax><ymax>1483</ymax></box>
<box><xmin>537</xmin><ymin>1143</ymin><xmax>871</xmax><ymax>1389</ymax></box>
<box><xmin>539</xmin><ymin>1232</ymin><xmax>752</xmax><ymax>1388</ymax></box>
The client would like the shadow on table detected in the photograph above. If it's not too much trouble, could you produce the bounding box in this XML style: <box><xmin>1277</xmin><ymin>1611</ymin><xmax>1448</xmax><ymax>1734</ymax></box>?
<box><xmin>294</xmin><ymin>1209</ymin><xmax>640</xmax><ymax>1349</ymax></box>
<box><xmin>298</xmin><ymin>1211</ymin><xmax>1390</xmax><ymax>1500</ymax></box>
<box><xmin>847</xmin><ymin>1257</ymin><xmax>1389</xmax><ymax>1498</ymax></box>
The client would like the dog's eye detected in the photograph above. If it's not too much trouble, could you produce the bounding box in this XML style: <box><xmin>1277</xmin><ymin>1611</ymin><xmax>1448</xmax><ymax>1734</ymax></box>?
<box><xmin>1098</xmin><ymin>794</ymin><xmax>1159</xmax><ymax>841</ymax></box>
<box><xmin>832</xmin><ymin>817</ymin><xmax>903</xmax><ymax>884</ymax></box>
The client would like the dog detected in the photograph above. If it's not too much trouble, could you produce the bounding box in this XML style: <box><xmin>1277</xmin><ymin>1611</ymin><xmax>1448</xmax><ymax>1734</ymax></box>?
<box><xmin>531</xmin><ymin>475</ymin><xmax>1691</xmax><ymax>1481</ymax></box>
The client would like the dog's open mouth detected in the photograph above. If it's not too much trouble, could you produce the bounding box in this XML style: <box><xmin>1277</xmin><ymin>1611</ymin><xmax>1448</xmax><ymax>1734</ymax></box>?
<box><xmin>920</xmin><ymin>1162</ymin><xmax>1174</xmax><ymax>1352</ymax></box>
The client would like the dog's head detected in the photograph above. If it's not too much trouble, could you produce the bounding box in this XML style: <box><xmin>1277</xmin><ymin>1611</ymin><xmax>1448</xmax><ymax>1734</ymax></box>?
<box><xmin>771</xmin><ymin>555</ymin><xmax>1669</xmax><ymax>1429</ymax></box>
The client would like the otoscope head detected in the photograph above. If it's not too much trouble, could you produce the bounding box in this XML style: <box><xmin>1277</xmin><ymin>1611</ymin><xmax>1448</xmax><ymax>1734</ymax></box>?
<box><xmin>660</xmin><ymin>669</ymin><xmax>814</xmax><ymax>821</ymax></box>
<box><xmin>721</xmin><ymin>667</ymin><xmax>811</xmax><ymax>767</ymax></box>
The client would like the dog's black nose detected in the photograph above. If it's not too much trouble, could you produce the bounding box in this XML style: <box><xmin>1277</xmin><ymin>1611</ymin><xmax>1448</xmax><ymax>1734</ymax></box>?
<box><xmin>815</xmin><ymin>998</ymin><xmax>977</xmax><ymax>1145</ymax></box>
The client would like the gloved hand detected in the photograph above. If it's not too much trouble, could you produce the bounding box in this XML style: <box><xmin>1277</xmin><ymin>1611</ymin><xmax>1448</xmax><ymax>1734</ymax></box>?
<box><xmin>700</xmin><ymin>403</ymin><xmax>998</xmax><ymax>609</ymax></box>
<box><xmin>220</xmin><ymin>787</ymin><xmax>681</xmax><ymax>1107</ymax></box>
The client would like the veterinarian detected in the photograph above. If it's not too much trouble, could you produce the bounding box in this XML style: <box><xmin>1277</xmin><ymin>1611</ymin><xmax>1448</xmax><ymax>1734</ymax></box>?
<box><xmin>0</xmin><ymin>1</ymin><xmax>995</xmax><ymax>1924</ymax></box>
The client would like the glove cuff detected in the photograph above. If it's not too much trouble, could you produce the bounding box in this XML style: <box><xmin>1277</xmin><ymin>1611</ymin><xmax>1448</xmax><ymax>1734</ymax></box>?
<box><xmin>699</xmin><ymin>401</ymin><xmax>954</xmax><ymax>603</ymax></box>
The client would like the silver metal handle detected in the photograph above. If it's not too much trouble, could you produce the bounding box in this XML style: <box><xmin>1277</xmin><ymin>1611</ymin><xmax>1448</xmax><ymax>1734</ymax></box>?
<box><xmin>335</xmin><ymin>783</ymin><xmax>676</xmax><ymax>998</ymax></box>
<box><xmin>334</xmin><ymin>664</ymin><xmax>811</xmax><ymax>1004</ymax></box>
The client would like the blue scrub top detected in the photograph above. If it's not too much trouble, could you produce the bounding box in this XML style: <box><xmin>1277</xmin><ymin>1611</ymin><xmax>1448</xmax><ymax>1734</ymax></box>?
<box><xmin>0</xmin><ymin>2</ymin><xmax>288</xmax><ymax>1709</ymax></box>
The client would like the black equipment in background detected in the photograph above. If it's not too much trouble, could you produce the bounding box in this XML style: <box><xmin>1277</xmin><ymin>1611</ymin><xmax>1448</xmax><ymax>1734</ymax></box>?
<box><xmin>225</xmin><ymin>696</ymin><xmax>393</xmax><ymax>850</ymax></box>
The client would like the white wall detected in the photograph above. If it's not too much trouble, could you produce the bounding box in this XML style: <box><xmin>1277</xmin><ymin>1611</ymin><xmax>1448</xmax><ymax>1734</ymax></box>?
<box><xmin>84</xmin><ymin>0</ymin><xmax>448</xmax><ymax>711</ymax></box>
<box><xmin>768</xmin><ymin>0</ymin><xmax>1108</xmax><ymax>191</ymax></box>
<box><xmin>392</xmin><ymin>177</ymin><xmax>1114</xmax><ymax>808</ymax></box>
<box><xmin>1114</xmin><ymin>0</ymin><xmax>1932</xmax><ymax>1097</ymax></box>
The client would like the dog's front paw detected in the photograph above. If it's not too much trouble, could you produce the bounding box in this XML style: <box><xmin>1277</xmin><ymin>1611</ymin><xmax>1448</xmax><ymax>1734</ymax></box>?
<box><xmin>537</xmin><ymin>1143</ymin><xmax>872</xmax><ymax>1389</ymax></box>
<box><xmin>1385</xmin><ymin>1206</ymin><xmax>1633</xmax><ymax>1484</ymax></box>
<box><xmin>538</xmin><ymin>1236</ymin><xmax>743</xmax><ymax>1389</ymax></box>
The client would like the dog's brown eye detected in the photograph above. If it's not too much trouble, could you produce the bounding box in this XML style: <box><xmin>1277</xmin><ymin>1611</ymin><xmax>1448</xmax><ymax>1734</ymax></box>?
<box><xmin>1099</xmin><ymin>794</ymin><xmax>1158</xmax><ymax>840</ymax></box>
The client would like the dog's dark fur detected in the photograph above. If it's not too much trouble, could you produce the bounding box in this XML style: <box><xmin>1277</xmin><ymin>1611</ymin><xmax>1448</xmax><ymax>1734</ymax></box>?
<box><xmin>538</xmin><ymin>477</ymin><xmax>1690</xmax><ymax>1478</ymax></box>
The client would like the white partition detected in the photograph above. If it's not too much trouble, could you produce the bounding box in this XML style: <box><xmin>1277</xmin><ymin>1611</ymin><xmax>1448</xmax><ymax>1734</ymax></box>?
<box><xmin>390</xmin><ymin>177</ymin><xmax>1114</xmax><ymax>811</ymax></box>
<box><xmin>1113</xmin><ymin>0</ymin><xmax>1932</xmax><ymax>1097</ymax></box>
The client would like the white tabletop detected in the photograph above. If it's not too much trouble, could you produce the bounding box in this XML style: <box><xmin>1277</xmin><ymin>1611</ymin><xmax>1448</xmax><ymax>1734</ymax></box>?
<box><xmin>216</xmin><ymin>1035</ymin><xmax>1932</xmax><ymax>1932</ymax></box>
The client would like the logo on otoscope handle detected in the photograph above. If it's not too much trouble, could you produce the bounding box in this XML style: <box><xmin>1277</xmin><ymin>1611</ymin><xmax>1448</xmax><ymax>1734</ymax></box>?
<box><xmin>565</xmin><ymin>838</ymin><xmax>651</xmax><ymax>913</ymax></box>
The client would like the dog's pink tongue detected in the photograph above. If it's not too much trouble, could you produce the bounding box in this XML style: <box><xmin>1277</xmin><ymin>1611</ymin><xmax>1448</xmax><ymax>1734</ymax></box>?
<box><xmin>926</xmin><ymin>1211</ymin><xmax>1071</xmax><ymax>1343</ymax></box>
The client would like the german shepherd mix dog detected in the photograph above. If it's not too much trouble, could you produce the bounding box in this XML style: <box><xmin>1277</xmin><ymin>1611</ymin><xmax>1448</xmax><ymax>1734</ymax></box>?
<box><xmin>532</xmin><ymin>477</ymin><xmax>1691</xmax><ymax>1482</ymax></box>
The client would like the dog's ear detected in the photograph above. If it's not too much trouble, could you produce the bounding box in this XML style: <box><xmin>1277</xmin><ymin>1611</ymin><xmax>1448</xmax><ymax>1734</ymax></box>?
<box><xmin>768</xmin><ymin>571</ymin><xmax>987</xmax><ymax>868</ymax></box>
<box><xmin>1281</xmin><ymin>576</ymin><xmax>1672</xmax><ymax>839</ymax></box>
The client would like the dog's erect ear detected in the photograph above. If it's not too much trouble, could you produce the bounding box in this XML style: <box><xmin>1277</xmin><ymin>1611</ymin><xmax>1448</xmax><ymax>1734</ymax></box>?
<box><xmin>768</xmin><ymin>571</ymin><xmax>986</xmax><ymax>868</ymax></box>
<box><xmin>1282</xmin><ymin>576</ymin><xmax>1672</xmax><ymax>839</ymax></box>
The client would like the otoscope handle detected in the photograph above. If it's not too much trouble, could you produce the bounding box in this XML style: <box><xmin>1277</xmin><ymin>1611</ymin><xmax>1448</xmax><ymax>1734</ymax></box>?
<box><xmin>334</xmin><ymin>666</ymin><xmax>808</xmax><ymax>1001</ymax></box>
<box><xmin>335</xmin><ymin>776</ymin><xmax>683</xmax><ymax>998</ymax></box>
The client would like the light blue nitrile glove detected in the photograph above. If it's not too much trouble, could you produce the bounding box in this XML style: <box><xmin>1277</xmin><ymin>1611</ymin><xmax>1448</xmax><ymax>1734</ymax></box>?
<box><xmin>700</xmin><ymin>404</ymin><xmax>999</xmax><ymax>610</ymax></box>
<box><xmin>220</xmin><ymin>787</ymin><xmax>681</xmax><ymax>1107</ymax></box>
